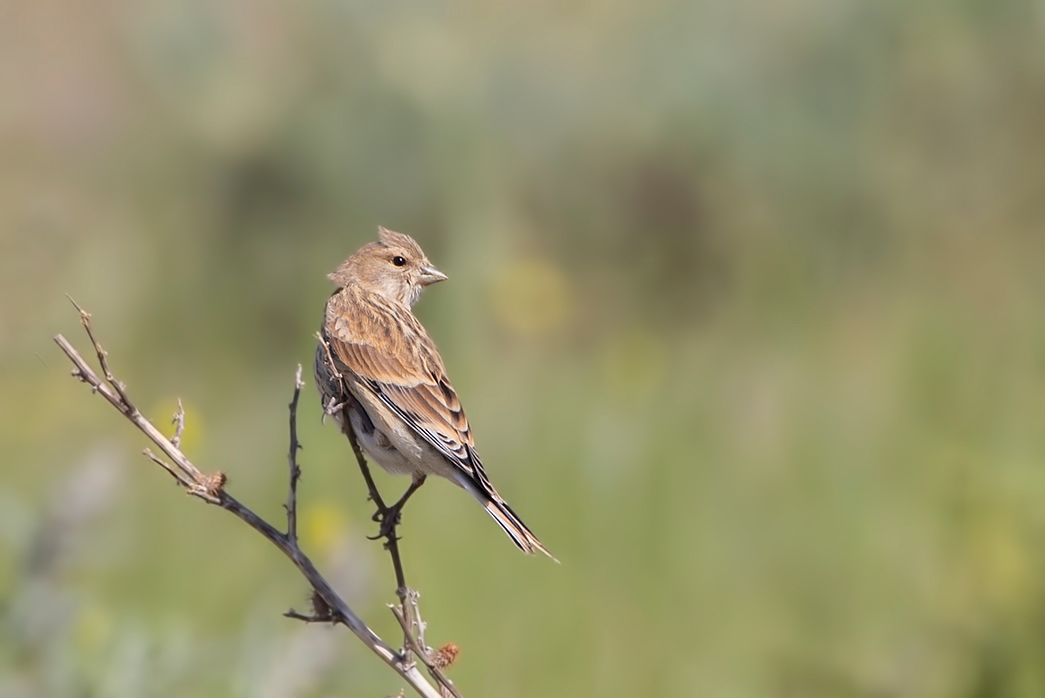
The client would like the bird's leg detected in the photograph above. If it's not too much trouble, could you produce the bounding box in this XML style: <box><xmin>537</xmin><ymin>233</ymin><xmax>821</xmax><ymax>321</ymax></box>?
<box><xmin>392</xmin><ymin>474</ymin><xmax>427</xmax><ymax>511</ymax></box>
<box><xmin>371</xmin><ymin>474</ymin><xmax>427</xmax><ymax>541</ymax></box>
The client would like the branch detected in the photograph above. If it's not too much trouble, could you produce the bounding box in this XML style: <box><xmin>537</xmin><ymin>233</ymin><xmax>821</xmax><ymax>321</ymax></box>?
<box><xmin>392</xmin><ymin>591</ymin><xmax>461</xmax><ymax>696</ymax></box>
<box><xmin>53</xmin><ymin>301</ymin><xmax>447</xmax><ymax>698</ymax></box>
<box><xmin>317</xmin><ymin>334</ymin><xmax>462</xmax><ymax>698</ymax></box>
<box><xmin>286</xmin><ymin>365</ymin><xmax>304</xmax><ymax>543</ymax></box>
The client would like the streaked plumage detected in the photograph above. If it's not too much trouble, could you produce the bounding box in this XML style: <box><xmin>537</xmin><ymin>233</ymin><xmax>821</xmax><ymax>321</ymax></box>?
<box><xmin>315</xmin><ymin>227</ymin><xmax>552</xmax><ymax>558</ymax></box>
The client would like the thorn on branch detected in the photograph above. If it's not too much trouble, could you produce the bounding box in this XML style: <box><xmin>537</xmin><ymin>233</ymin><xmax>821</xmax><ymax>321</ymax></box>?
<box><xmin>283</xmin><ymin>609</ymin><xmax>320</xmax><ymax>623</ymax></box>
<box><xmin>285</xmin><ymin>589</ymin><xmax>337</xmax><ymax>624</ymax></box>
<box><xmin>66</xmin><ymin>293</ymin><xmax>89</xmax><ymax>321</ymax></box>
<box><xmin>171</xmin><ymin>399</ymin><xmax>186</xmax><ymax>448</ymax></box>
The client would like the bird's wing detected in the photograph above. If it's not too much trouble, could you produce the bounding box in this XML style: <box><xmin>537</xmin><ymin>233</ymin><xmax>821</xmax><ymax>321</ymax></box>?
<box><xmin>322</xmin><ymin>290</ymin><xmax>488</xmax><ymax>481</ymax></box>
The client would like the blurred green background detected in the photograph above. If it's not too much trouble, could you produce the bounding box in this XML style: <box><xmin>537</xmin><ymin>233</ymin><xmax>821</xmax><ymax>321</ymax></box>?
<box><xmin>3</xmin><ymin>0</ymin><xmax>1045</xmax><ymax>696</ymax></box>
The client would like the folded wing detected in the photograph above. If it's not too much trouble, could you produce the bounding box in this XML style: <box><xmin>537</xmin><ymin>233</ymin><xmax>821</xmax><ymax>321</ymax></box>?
<box><xmin>324</xmin><ymin>289</ymin><xmax>480</xmax><ymax>479</ymax></box>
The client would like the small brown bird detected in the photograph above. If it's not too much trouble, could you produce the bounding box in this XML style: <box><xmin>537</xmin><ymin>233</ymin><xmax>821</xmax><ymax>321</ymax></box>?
<box><xmin>315</xmin><ymin>227</ymin><xmax>552</xmax><ymax>558</ymax></box>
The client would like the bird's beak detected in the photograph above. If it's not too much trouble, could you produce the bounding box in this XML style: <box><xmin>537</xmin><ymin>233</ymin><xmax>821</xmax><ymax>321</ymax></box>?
<box><xmin>419</xmin><ymin>265</ymin><xmax>448</xmax><ymax>286</ymax></box>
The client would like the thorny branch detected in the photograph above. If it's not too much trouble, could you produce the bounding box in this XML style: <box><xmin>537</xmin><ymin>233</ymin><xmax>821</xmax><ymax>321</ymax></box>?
<box><xmin>316</xmin><ymin>334</ymin><xmax>460</xmax><ymax>696</ymax></box>
<box><xmin>54</xmin><ymin>301</ymin><xmax>458</xmax><ymax>698</ymax></box>
<box><xmin>285</xmin><ymin>365</ymin><xmax>304</xmax><ymax>544</ymax></box>
<box><xmin>392</xmin><ymin>591</ymin><xmax>461</xmax><ymax>693</ymax></box>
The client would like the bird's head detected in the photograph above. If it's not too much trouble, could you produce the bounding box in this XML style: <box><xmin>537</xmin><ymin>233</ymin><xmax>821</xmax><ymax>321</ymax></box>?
<box><xmin>328</xmin><ymin>227</ymin><xmax>447</xmax><ymax>307</ymax></box>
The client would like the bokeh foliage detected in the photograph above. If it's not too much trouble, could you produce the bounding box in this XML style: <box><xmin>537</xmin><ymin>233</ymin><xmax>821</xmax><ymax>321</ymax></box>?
<box><xmin>3</xmin><ymin>0</ymin><xmax>1045</xmax><ymax>696</ymax></box>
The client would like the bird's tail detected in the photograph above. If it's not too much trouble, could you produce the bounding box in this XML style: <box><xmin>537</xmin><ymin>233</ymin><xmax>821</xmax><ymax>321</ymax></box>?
<box><xmin>480</xmin><ymin>495</ymin><xmax>557</xmax><ymax>561</ymax></box>
<box><xmin>453</xmin><ymin>456</ymin><xmax>557</xmax><ymax>561</ymax></box>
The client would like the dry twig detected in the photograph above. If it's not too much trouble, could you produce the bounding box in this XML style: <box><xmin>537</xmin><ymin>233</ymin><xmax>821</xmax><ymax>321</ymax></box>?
<box><xmin>53</xmin><ymin>301</ymin><xmax>456</xmax><ymax>698</ymax></box>
<box><xmin>391</xmin><ymin>591</ymin><xmax>458</xmax><ymax>694</ymax></box>
<box><xmin>171</xmin><ymin>399</ymin><xmax>186</xmax><ymax>448</ymax></box>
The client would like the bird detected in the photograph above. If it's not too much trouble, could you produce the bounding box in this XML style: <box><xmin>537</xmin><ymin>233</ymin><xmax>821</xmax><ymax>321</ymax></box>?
<box><xmin>314</xmin><ymin>227</ymin><xmax>553</xmax><ymax>558</ymax></box>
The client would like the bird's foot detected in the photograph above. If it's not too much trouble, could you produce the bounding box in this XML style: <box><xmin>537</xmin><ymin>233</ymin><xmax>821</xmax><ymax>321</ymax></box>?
<box><xmin>368</xmin><ymin>504</ymin><xmax>403</xmax><ymax>541</ymax></box>
<box><xmin>365</xmin><ymin>475</ymin><xmax>425</xmax><ymax>542</ymax></box>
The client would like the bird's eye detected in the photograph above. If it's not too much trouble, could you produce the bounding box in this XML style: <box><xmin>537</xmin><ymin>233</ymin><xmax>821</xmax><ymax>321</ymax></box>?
<box><xmin>392</xmin><ymin>256</ymin><xmax>406</xmax><ymax>267</ymax></box>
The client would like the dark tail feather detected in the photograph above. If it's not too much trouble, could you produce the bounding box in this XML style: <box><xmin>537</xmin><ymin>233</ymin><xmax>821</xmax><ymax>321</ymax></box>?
<box><xmin>481</xmin><ymin>496</ymin><xmax>557</xmax><ymax>562</ymax></box>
